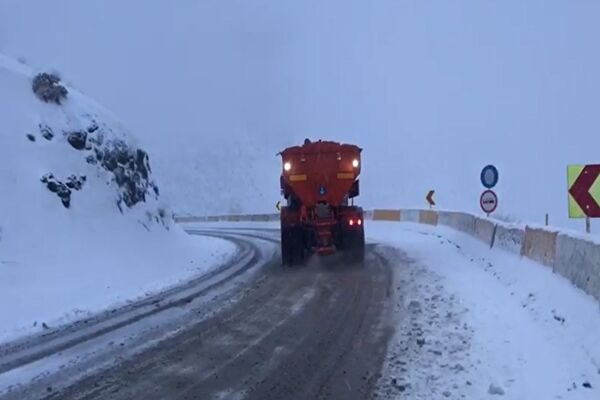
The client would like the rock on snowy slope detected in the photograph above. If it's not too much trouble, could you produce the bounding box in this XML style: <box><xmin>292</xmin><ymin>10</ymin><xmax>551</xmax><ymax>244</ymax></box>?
<box><xmin>31</xmin><ymin>72</ymin><xmax>68</xmax><ymax>105</ymax></box>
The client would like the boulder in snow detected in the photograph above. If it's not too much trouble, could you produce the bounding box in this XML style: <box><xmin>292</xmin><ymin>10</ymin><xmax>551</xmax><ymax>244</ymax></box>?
<box><xmin>40</xmin><ymin>173</ymin><xmax>85</xmax><ymax>209</ymax></box>
<box><xmin>40</xmin><ymin>124</ymin><xmax>54</xmax><ymax>141</ymax></box>
<box><xmin>488</xmin><ymin>383</ymin><xmax>505</xmax><ymax>395</ymax></box>
<box><xmin>31</xmin><ymin>72</ymin><xmax>68</xmax><ymax>104</ymax></box>
<box><xmin>66</xmin><ymin>131</ymin><xmax>87</xmax><ymax>150</ymax></box>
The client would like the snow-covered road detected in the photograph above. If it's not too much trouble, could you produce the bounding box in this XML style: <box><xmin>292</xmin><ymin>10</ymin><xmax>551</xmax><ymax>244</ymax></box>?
<box><xmin>1</xmin><ymin>221</ymin><xmax>598</xmax><ymax>400</ymax></box>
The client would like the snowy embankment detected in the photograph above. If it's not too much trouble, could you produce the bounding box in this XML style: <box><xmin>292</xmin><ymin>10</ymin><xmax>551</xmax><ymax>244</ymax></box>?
<box><xmin>0</xmin><ymin>54</ymin><xmax>234</xmax><ymax>344</ymax></box>
<box><xmin>370</xmin><ymin>222</ymin><xmax>599</xmax><ymax>400</ymax></box>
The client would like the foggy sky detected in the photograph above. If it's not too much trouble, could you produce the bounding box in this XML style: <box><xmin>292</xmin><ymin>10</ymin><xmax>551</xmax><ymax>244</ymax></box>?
<box><xmin>2</xmin><ymin>0</ymin><xmax>599</xmax><ymax>229</ymax></box>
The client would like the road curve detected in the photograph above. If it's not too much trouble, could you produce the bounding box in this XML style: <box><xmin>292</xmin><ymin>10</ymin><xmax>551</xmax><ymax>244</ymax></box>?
<box><xmin>4</xmin><ymin>228</ymin><xmax>400</xmax><ymax>400</ymax></box>
<box><xmin>0</xmin><ymin>231</ymin><xmax>271</xmax><ymax>399</ymax></box>
<box><xmin>0</xmin><ymin>233</ymin><xmax>256</xmax><ymax>373</ymax></box>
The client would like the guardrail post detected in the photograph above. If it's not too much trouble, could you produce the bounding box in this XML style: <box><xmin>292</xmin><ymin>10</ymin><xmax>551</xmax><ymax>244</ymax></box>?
<box><xmin>586</xmin><ymin>217</ymin><xmax>591</xmax><ymax>234</ymax></box>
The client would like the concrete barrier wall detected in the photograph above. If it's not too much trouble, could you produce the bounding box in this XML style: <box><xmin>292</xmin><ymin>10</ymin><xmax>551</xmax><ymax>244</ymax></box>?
<box><xmin>400</xmin><ymin>209</ymin><xmax>420</xmax><ymax>223</ymax></box>
<box><xmin>437</xmin><ymin>211</ymin><xmax>453</xmax><ymax>227</ymax></box>
<box><xmin>521</xmin><ymin>227</ymin><xmax>557</xmax><ymax>268</ymax></box>
<box><xmin>494</xmin><ymin>225</ymin><xmax>524</xmax><ymax>255</ymax></box>
<box><xmin>474</xmin><ymin>217</ymin><xmax>496</xmax><ymax>247</ymax></box>
<box><xmin>173</xmin><ymin>216</ymin><xmax>207</xmax><ymax>223</ymax></box>
<box><xmin>250</xmin><ymin>214</ymin><xmax>269</xmax><ymax>222</ymax></box>
<box><xmin>175</xmin><ymin>213</ymin><xmax>279</xmax><ymax>223</ymax></box>
<box><xmin>554</xmin><ymin>234</ymin><xmax>600</xmax><ymax>302</ymax></box>
<box><xmin>372</xmin><ymin>209</ymin><xmax>401</xmax><ymax>221</ymax></box>
<box><xmin>246</xmin><ymin>214</ymin><xmax>279</xmax><ymax>222</ymax></box>
<box><xmin>439</xmin><ymin>211</ymin><xmax>476</xmax><ymax>235</ymax></box>
<box><xmin>419</xmin><ymin>210</ymin><xmax>439</xmax><ymax>226</ymax></box>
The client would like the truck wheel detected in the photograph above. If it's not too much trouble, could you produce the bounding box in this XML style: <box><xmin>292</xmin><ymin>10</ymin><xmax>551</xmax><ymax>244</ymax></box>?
<box><xmin>281</xmin><ymin>227</ymin><xmax>305</xmax><ymax>267</ymax></box>
<box><xmin>291</xmin><ymin>227</ymin><xmax>306</xmax><ymax>265</ymax></box>
<box><xmin>281</xmin><ymin>227</ymin><xmax>294</xmax><ymax>267</ymax></box>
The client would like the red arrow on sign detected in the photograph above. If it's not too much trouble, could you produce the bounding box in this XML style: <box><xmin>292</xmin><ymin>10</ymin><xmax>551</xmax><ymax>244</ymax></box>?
<box><xmin>426</xmin><ymin>190</ymin><xmax>435</xmax><ymax>207</ymax></box>
<box><xmin>569</xmin><ymin>164</ymin><xmax>600</xmax><ymax>217</ymax></box>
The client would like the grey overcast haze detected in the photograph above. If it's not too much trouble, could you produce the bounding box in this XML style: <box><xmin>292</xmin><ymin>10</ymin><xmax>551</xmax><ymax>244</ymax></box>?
<box><xmin>2</xmin><ymin>0</ymin><xmax>600</xmax><ymax>227</ymax></box>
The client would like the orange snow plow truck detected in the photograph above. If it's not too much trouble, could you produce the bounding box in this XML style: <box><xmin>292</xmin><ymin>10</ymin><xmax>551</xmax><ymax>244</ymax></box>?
<box><xmin>279</xmin><ymin>139</ymin><xmax>365</xmax><ymax>266</ymax></box>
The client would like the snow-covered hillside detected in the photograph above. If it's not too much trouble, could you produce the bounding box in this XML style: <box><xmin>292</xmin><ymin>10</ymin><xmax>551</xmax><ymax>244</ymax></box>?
<box><xmin>0</xmin><ymin>53</ymin><xmax>233</xmax><ymax>342</ymax></box>
<box><xmin>0</xmin><ymin>51</ymin><xmax>166</xmax><ymax>257</ymax></box>
<box><xmin>1</xmin><ymin>1</ymin><xmax>600</xmax><ymax>230</ymax></box>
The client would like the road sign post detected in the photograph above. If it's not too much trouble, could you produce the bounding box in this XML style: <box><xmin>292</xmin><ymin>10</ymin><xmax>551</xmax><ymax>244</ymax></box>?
<box><xmin>480</xmin><ymin>165</ymin><xmax>499</xmax><ymax>216</ymax></box>
<box><xmin>481</xmin><ymin>165</ymin><xmax>499</xmax><ymax>189</ymax></box>
<box><xmin>568</xmin><ymin>164</ymin><xmax>600</xmax><ymax>218</ymax></box>
<box><xmin>567</xmin><ymin>164</ymin><xmax>600</xmax><ymax>233</ymax></box>
<box><xmin>426</xmin><ymin>190</ymin><xmax>435</xmax><ymax>208</ymax></box>
<box><xmin>480</xmin><ymin>190</ymin><xmax>498</xmax><ymax>216</ymax></box>
<box><xmin>586</xmin><ymin>216</ymin><xmax>591</xmax><ymax>234</ymax></box>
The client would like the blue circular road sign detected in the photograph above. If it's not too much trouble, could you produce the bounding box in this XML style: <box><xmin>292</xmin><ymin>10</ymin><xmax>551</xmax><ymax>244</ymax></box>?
<box><xmin>480</xmin><ymin>165</ymin><xmax>499</xmax><ymax>189</ymax></box>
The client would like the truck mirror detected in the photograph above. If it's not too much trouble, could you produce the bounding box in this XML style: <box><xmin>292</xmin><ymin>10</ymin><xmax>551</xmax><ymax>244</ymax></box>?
<box><xmin>349</xmin><ymin>180</ymin><xmax>359</xmax><ymax>198</ymax></box>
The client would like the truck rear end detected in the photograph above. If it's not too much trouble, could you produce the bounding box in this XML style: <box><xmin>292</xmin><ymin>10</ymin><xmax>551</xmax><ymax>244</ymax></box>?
<box><xmin>279</xmin><ymin>140</ymin><xmax>365</xmax><ymax>266</ymax></box>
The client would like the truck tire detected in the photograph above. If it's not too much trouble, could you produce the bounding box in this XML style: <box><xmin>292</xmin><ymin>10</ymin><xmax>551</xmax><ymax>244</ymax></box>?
<box><xmin>294</xmin><ymin>227</ymin><xmax>306</xmax><ymax>265</ymax></box>
<box><xmin>281</xmin><ymin>226</ymin><xmax>305</xmax><ymax>267</ymax></box>
<box><xmin>281</xmin><ymin>227</ymin><xmax>293</xmax><ymax>267</ymax></box>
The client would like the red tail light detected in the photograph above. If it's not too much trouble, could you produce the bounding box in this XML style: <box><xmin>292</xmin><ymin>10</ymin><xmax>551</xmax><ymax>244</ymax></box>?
<box><xmin>348</xmin><ymin>218</ymin><xmax>362</xmax><ymax>227</ymax></box>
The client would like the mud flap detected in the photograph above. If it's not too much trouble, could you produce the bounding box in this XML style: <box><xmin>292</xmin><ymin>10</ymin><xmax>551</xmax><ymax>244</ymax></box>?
<box><xmin>338</xmin><ymin>228</ymin><xmax>365</xmax><ymax>264</ymax></box>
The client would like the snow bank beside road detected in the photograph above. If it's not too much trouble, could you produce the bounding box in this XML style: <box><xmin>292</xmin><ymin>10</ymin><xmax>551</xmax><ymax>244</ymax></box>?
<box><xmin>0</xmin><ymin>232</ymin><xmax>234</xmax><ymax>344</ymax></box>
<box><xmin>371</xmin><ymin>222</ymin><xmax>600</xmax><ymax>400</ymax></box>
